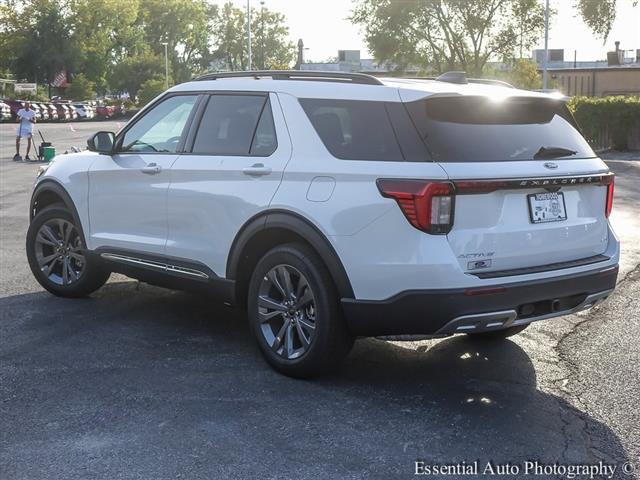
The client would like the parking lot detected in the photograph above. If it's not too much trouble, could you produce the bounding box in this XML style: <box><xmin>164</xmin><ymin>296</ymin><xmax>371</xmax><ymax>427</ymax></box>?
<box><xmin>1</xmin><ymin>121</ymin><xmax>639</xmax><ymax>479</ymax></box>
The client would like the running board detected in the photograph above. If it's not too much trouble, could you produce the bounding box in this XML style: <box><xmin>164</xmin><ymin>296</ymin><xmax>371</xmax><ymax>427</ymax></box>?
<box><xmin>100</xmin><ymin>253</ymin><xmax>210</xmax><ymax>280</ymax></box>
<box><xmin>435</xmin><ymin>289</ymin><xmax>613</xmax><ymax>335</ymax></box>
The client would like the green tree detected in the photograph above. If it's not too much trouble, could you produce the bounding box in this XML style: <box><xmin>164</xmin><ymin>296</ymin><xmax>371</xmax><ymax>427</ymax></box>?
<box><xmin>0</xmin><ymin>0</ymin><xmax>75</xmax><ymax>84</ymax></box>
<box><xmin>64</xmin><ymin>73</ymin><xmax>96</xmax><ymax>100</ymax></box>
<box><xmin>138</xmin><ymin>0</ymin><xmax>216</xmax><ymax>83</ymax></box>
<box><xmin>210</xmin><ymin>2</ymin><xmax>248</xmax><ymax>71</ymax></box>
<box><xmin>0</xmin><ymin>0</ymin><xmax>297</xmax><ymax>94</ymax></box>
<box><xmin>137</xmin><ymin>77</ymin><xmax>166</xmax><ymax>105</ymax></box>
<box><xmin>492</xmin><ymin>59</ymin><xmax>542</xmax><ymax>90</ymax></box>
<box><xmin>210</xmin><ymin>2</ymin><xmax>294</xmax><ymax>72</ymax></box>
<box><xmin>109</xmin><ymin>51</ymin><xmax>166</xmax><ymax>96</ymax></box>
<box><xmin>67</xmin><ymin>0</ymin><xmax>141</xmax><ymax>93</ymax></box>
<box><xmin>576</xmin><ymin>0</ymin><xmax>637</xmax><ymax>41</ymax></box>
<box><xmin>350</xmin><ymin>0</ymin><xmax>546</xmax><ymax>75</ymax></box>
<box><xmin>252</xmin><ymin>6</ymin><xmax>296</xmax><ymax>70</ymax></box>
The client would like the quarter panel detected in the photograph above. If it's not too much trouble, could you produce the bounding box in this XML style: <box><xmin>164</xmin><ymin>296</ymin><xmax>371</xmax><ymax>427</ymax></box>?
<box><xmin>271</xmin><ymin>93</ymin><xmax>449</xmax><ymax>236</ymax></box>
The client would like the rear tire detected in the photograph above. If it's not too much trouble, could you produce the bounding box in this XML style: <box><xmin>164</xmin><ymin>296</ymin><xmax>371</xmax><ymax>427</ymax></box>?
<box><xmin>26</xmin><ymin>205</ymin><xmax>110</xmax><ymax>297</ymax></box>
<box><xmin>466</xmin><ymin>324</ymin><xmax>529</xmax><ymax>339</ymax></box>
<box><xmin>247</xmin><ymin>243</ymin><xmax>354</xmax><ymax>378</ymax></box>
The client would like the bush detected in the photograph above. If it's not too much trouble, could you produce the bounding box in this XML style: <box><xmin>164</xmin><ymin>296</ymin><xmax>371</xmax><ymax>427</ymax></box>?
<box><xmin>64</xmin><ymin>73</ymin><xmax>96</xmax><ymax>101</ymax></box>
<box><xmin>22</xmin><ymin>84</ymin><xmax>50</xmax><ymax>102</ymax></box>
<box><xmin>505</xmin><ymin>59</ymin><xmax>542</xmax><ymax>90</ymax></box>
<box><xmin>568</xmin><ymin>96</ymin><xmax>640</xmax><ymax>151</ymax></box>
<box><xmin>122</xmin><ymin>99</ymin><xmax>136</xmax><ymax>110</ymax></box>
<box><xmin>137</xmin><ymin>78</ymin><xmax>166</xmax><ymax>106</ymax></box>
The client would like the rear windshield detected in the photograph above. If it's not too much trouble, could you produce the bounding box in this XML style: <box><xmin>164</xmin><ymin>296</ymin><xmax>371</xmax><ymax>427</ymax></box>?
<box><xmin>405</xmin><ymin>96</ymin><xmax>595</xmax><ymax>162</ymax></box>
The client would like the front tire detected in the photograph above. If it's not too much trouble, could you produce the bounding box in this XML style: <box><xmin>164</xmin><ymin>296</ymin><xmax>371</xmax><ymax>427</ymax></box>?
<box><xmin>247</xmin><ymin>243</ymin><xmax>354</xmax><ymax>378</ymax></box>
<box><xmin>26</xmin><ymin>205</ymin><xmax>110</xmax><ymax>297</ymax></box>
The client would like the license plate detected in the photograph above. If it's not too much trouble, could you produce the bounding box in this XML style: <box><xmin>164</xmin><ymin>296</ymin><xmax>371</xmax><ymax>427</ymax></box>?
<box><xmin>527</xmin><ymin>192</ymin><xmax>567</xmax><ymax>223</ymax></box>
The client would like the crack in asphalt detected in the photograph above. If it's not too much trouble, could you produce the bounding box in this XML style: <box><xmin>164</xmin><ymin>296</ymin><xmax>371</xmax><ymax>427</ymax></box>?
<box><xmin>556</xmin><ymin>262</ymin><xmax>639</xmax><ymax>351</ymax></box>
<box><xmin>550</xmin><ymin>262</ymin><xmax>640</xmax><ymax>468</ymax></box>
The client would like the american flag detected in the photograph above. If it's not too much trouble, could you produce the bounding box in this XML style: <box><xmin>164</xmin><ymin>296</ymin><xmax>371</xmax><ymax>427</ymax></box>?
<box><xmin>51</xmin><ymin>70</ymin><xmax>68</xmax><ymax>88</ymax></box>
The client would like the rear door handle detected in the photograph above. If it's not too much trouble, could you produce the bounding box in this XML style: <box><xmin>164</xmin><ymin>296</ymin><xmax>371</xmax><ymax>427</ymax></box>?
<box><xmin>242</xmin><ymin>163</ymin><xmax>272</xmax><ymax>177</ymax></box>
<box><xmin>141</xmin><ymin>163</ymin><xmax>162</xmax><ymax>175</ymax></box>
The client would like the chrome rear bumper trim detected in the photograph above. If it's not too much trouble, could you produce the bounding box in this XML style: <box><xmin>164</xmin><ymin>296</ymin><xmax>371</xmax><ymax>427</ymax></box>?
<box><xmin>435</xmin><ymin>289</ymin><xmax>613</xmax><ymax>335</ymax></box>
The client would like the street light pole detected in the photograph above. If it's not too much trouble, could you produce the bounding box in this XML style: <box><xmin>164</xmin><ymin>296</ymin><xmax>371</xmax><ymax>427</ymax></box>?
<box><xmin>542</xmin><ymin>0</ymin><xmax>549</xmax><ymax>90</ymax></box>
<box><xmin>260</xmin><ymin>0</ymin><xmax>265</xmax><ymax>69</ymax></box>
<box><xmin>247</xmin><ymin>0</ymin><xmax>252</xmax><ymax>71</ymax></box>
<box><xmin>161</xmin><ymin>42</ymin><xmax>169</xmax><ymax>90</ymax></box>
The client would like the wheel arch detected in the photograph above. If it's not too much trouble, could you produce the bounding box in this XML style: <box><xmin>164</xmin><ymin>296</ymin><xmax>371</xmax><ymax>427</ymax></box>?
<box><xmin>30</xmin><ymin>180</ymin><xmax>87</xmax><ymax>244</ymax></box>
<box><xmin>227</xmin><ymin>210</ymin><xmax>355</xmax><ymax>307</ymax></box>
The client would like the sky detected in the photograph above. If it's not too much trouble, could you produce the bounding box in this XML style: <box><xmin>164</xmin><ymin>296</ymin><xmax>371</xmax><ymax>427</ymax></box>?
<box><xmin>217</xmin><ymin>0</ymin><xmax>640</xmax><ymax>63</ymax></box>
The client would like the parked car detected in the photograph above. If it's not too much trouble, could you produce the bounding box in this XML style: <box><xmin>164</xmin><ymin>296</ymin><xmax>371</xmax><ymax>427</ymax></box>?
<box><xmin>26</xmin><ymin>71</ymin><xmax>619</xmax><ymax>378</ymax></box>
<box><xmin>95</xmin><ymin>103</ymin><xmax>115</xmax><ymax>119</ymax></box>
<box><xmin>27</xmin><ymin>102</ymin><xmax>42</xmax><ymax>121</ymax></box>
<box><xmin>52</xmin><ymin>103</ymin><xmax>71</xmax><ymax>121</ymax></box>
<box><xmin>3</xmin><ymin>99</ymin><xmax>23</xmax><ymax>119</ymax></box>
<box><xmin>67</xmin><ymin>104</ymin><xmax>79</xmax><ymax>120</ymax></box>
<box><xmin>73</xmin><ymin>103</ymin><xmax>94</xmax><ymax>120</ymax></box>
<box><xmin>0</xmin><ymin>101</ymin><xmax>11</xmax><ymax>121</ymax></box>
<box><xmin>45</xmin><ymin>103</ymin><xmax>59</xmax><ymax>121</ymax></box>
<box><xmin>35</xmin><ymin>103</ymin><xmax>49</xmax><ymax>121</ymax></box>
<box><xmin>113</xmin><ymin>103</ymin><xmax>126</xmax><ymax>117</ymax></box>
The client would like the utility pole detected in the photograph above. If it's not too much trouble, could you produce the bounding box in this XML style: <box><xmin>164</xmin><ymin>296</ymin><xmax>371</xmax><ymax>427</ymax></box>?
<box><xmin>542</xmin><ymin>0</ymin><xmax>549</xmax><ymax>90</ymax></box>
<box><xmin>247</xmin><ymin>0</ymin><xmax>252</xmax><ymax>71</ymax></box>
<box><xmin>260</xmin><ymin>0</ymin><xmax>265</xmax><ymax>69</ymax></box>
<box><xmin>161</xmin><ymin>42</ymin><xmax>169</xmax><ymax>90</ymax></box>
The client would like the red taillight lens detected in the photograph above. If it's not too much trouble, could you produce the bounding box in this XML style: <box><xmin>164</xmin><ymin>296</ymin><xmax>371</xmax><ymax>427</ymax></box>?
<box><xmin>377</xmin><ymin>179</ymin><xmax>454</xmax><ymax>234</ymax></box>
<box><xmin>453</xmin><ymin>180</ymin><xmax>510</xmax><ymax>194</ymax></box>
<box><xmin>603</xmin><ymin>175</ymin><xmax>615</xmax><ymax>218</ymax></box>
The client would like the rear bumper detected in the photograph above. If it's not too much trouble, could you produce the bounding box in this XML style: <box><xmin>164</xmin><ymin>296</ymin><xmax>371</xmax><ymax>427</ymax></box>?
<box><xmin>341</xmin><ymin>264</ymin><xmax>618</xmax><ymax>337</ymax></box>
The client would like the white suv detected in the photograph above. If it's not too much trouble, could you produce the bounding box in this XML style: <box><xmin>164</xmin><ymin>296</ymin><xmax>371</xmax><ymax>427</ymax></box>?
<box><xmin>27</xmin><ymin>71</ymin><xmax>619</xmax><ymax>377</ymax></box>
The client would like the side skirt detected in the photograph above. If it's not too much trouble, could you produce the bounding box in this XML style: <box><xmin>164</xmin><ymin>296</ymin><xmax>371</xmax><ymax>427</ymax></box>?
<box><xmin>91</xmin><ymin>248</ymin><xmax>235</xmax><ymax>303</ymax></box>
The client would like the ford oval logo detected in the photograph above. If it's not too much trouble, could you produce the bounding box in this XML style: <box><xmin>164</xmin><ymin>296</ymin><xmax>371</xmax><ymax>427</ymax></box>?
<box><xmin>544</xmin><ymin>162</ymin><xmax>559</xmax><ymax>169</ymax></box>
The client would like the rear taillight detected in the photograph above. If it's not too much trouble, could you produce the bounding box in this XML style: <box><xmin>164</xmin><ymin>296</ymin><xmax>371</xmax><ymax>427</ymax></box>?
<box><xmin>377</xmin><ymin>179</ymin><xmax>454</xmax><ymax>234</ymax></box>
<box><xmin>603</xmin><ymin>175</ymin><xmax>615</xmax><ymax>218</ymax></box>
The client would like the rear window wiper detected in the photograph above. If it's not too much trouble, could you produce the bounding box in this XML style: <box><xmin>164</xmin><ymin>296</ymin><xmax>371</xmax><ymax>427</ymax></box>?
<box><xmin>534</xmin><ymin>146</ymin><xmax>578</xmax><ymax>159</ymax></box>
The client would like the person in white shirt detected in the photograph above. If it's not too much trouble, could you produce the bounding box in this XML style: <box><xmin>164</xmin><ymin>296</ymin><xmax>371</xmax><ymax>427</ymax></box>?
<box><xmin>14</xmin><ymin>102</ymin><xmax>36</xmax><ymax>161</ymax></box>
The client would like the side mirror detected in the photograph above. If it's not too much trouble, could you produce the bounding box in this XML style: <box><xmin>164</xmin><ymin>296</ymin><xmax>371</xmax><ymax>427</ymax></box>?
<box><xmin>87</xmin><ymin>131</ymin><xmax>115</xmax><ymax>154</ymax></box>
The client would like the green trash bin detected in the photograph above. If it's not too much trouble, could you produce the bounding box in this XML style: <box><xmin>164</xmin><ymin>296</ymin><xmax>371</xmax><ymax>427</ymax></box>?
<box><xmin>43</xmin><ymin>146</ymin><xmax>56</xmax><ymax>163</ymax></box>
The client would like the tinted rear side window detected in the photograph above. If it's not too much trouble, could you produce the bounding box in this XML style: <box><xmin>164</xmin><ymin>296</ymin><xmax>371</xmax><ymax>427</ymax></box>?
<box><xmin>250</xmin><ymin>101</ymin><xmax>277</xmax><ymax>155</ymax></box>
<box><xmin>300</xmin><ymin>99</ymin><xmax>429</xmax><ymax>161</ymax></box>
<box><xmin>193</xmin><ymin>95</ymin><xmax>276</xmax><ymax>156</ymax></box>
<box><xmin>405</xmin><ymin>96</ymin><xmax>595</xmax><ymax>162</ymax></box>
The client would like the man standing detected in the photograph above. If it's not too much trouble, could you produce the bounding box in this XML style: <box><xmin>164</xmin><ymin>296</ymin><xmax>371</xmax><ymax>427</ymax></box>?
<box><xmin>14</xmin><ymin>102</ymin><xmax>36</xmax><ymax>162</ymax></box>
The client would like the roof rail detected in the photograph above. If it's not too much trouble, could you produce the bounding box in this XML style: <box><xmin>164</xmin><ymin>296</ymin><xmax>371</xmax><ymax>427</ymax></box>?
<box><xmin>194</xmin><ymin>70</ymin><xmax>384</xmax><ymax>86</ymax></box>
<box><xmin>433</xmin><ymin>71</ymin><xmax>515</xmax><ymax>88</ymax></box>
<box><xmin>468</xmin><ymin>78</ymin><xmax>515</xmax><ymax>88</ymax></box>
<box><xmin>435</xmin><ymin>71</ymin><xmax>468</xmax><ymax>84</ymax></box>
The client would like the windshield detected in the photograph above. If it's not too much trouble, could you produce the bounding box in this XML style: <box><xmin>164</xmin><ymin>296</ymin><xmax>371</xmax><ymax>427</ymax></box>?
<box><xmin>404</xmin><ymin>96</ymin><xmax>595</xmax><ymax>162</ymax></box>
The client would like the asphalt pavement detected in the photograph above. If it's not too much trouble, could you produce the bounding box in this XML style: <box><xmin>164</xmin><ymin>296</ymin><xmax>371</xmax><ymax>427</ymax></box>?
<box><xmin>1</xmin><ymin>121</ymin><xmax>639</xmax><ymax>479</ymax></box>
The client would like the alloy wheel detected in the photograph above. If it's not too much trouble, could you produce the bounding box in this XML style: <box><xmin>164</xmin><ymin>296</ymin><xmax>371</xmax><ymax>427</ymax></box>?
<box><xmin>258</xmin><ymin>264</ymin><xmax>317</xmax><ymax>360</ymax></box>
<box><xmin>34</xmin><ymin>218</ymin><xmax>85</xmax><ymax>286</ymax></box>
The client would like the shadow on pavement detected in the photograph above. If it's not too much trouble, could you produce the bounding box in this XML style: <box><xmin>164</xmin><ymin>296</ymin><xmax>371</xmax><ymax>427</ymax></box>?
<box><xmin>0</xmin><ymin>281</ymin><xmax>631</xmax><ymax>479</ymax></box>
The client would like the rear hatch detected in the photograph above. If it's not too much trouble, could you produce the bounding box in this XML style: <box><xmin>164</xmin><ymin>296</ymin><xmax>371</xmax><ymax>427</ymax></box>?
<box><xmin>403</xmin><ymin>94</ymin><xmax>613</xmax><ymax>276</ymax></box>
